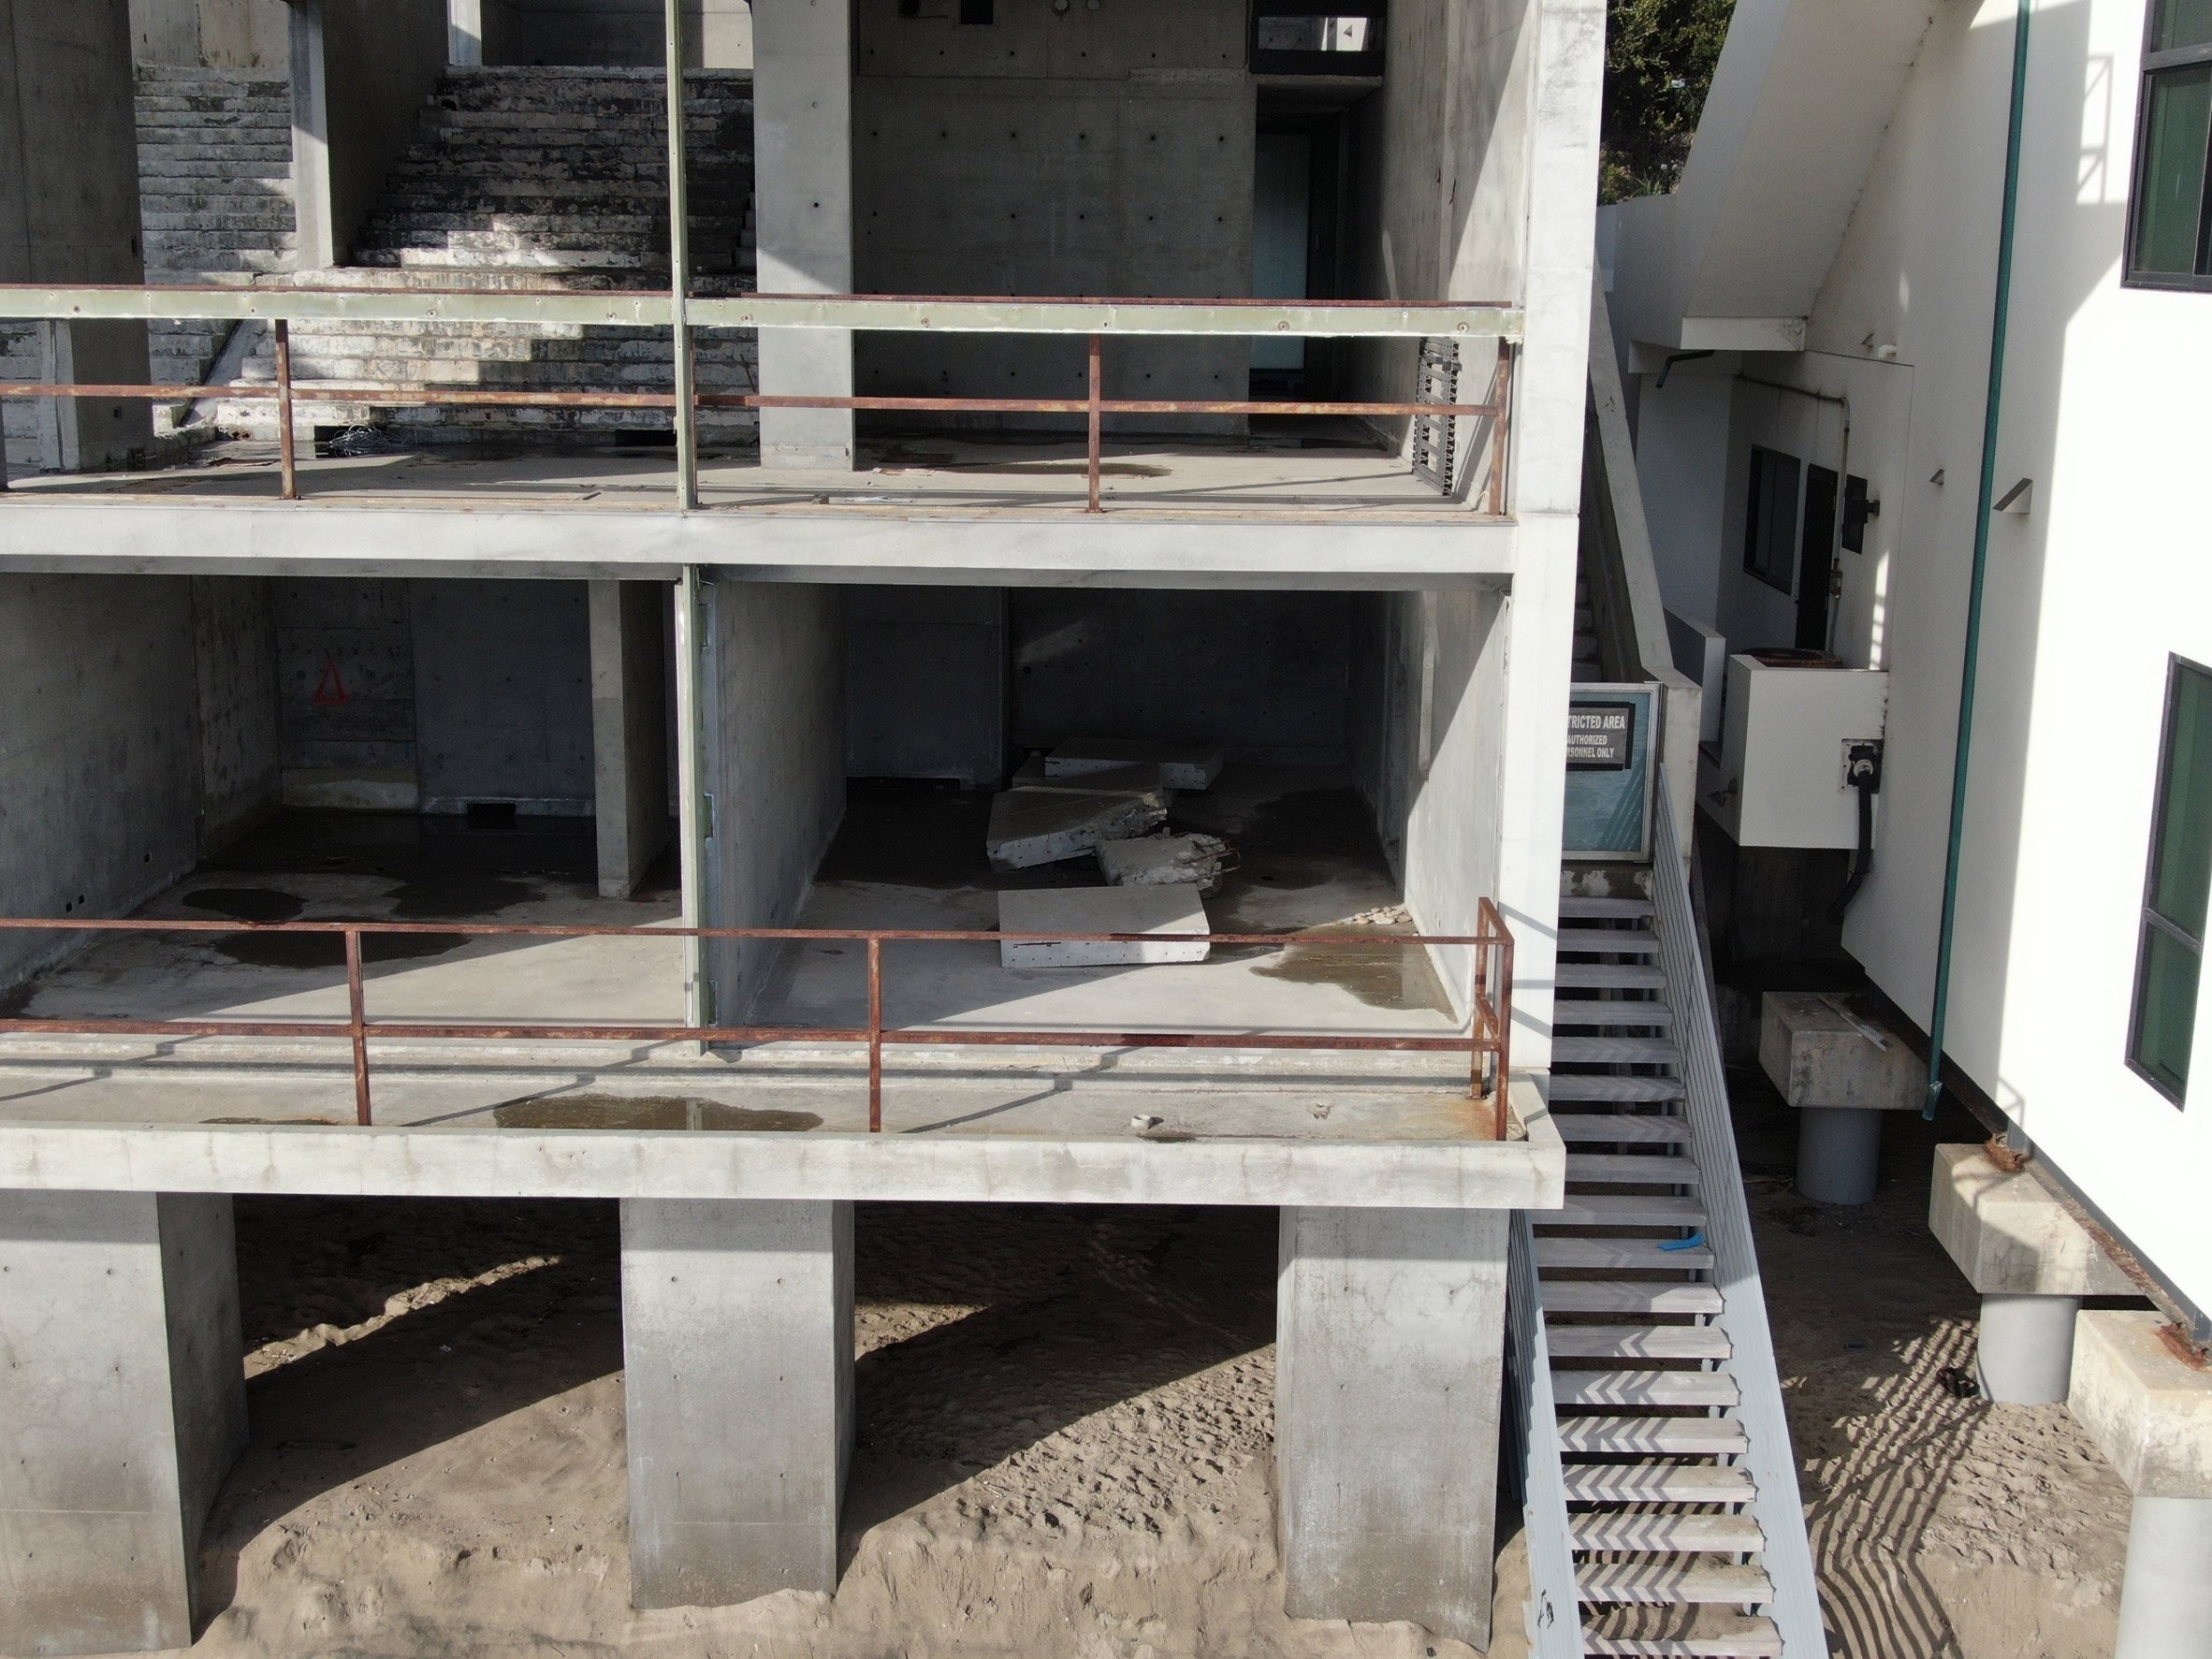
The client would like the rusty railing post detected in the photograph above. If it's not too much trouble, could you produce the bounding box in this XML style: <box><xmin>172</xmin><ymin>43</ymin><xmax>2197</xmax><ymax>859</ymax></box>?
<box><xmin>1486</xmin><ymin>339</ymin><xmax>1512</xmax><ymax>518</ymax></box>
<box><xmin>344</xmin><ymin>925</ymin><xmax>371</xmax><ymax>1126</ymax></box>
<box><xmin>274</xmin><ymin>317</ymin><xmax>298</xmax><ymax>502</ymax></box>
<box><xmin>1470</xmin><ymin>933</ymin><xmax>1488</xmax><ymax>1103</ymax></box>
<box><xmin>866</xmin><ymin>935</ymin><xmax>885</xmax><ymax>1132</ymax></box>
<box><xmin>1085</xmin><ymin>331</ymin><xmax>1104</xmax><ymax>514</ymax></box>
<box><xmin>1494</xmin><ymin>913</ymin><xmax>1515</xmax><ymax>1142</ymax></box>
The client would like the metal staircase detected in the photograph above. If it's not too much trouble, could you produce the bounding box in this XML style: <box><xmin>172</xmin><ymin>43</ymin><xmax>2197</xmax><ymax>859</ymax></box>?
<box><xmin>1508</xmin><ymin>278</ymin><xmax>1827</xmax><ymax>1656</ymax></box>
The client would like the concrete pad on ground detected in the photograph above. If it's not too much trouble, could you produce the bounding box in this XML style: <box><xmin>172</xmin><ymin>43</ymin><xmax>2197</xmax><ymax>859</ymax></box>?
<box><xmin>997</xmin><ymin>886</ymin><xmax>1211</xmax><ymax>968</ymax></box>
<box><xmin>1098</xmin><ymin>833</ymin><xmax>1234</xmax><ymax>889</ymax></box>
<box><xmin>1046</xmin><ymin>737</ymin><xmax>1226</xmax><ymax>791</ymax></box>
<box><xmin>1011</xmin><ymin>756</ymin><xmax>1171</xmax><ymax>798</ymax></box>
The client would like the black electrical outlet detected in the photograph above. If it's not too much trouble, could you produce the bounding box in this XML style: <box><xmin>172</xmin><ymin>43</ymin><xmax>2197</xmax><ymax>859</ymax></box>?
<box><xmin>1842</xmin><ymin>739</ymin><xmax>1884</xmax><ymax>791</ymax></box>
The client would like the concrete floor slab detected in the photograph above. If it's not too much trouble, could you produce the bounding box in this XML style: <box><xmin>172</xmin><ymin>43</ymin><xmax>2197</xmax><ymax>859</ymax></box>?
<box><xmin>1048</xmin><ymin>737</ymin><xmax>1227</xmax><ymax>791</ymax></box>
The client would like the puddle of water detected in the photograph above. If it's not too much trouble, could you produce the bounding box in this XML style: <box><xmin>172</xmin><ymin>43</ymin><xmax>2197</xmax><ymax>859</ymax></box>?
<box><xmin>388</xmin><ymin>873</ymin><xmax>535</xmax><ymax>920</ymax></box>
<box><xmin>1252</xmin><ymin>925</ymin><xmax>1454</xmax><ymax>1013</ymax></box>
<box><xmin>492</xmin><ymin>1094</ymin><xmax>822</xmax><ymax>1132</ymax></box>
<box><xmin>183</xmin><ymin>888</ymin><xmax>306</xmax><ymax>923</ymax></box>
<box><xmin>211</xmin><ymin>932</ymin><xmax>465</xmax><ymax>970</ymax></box>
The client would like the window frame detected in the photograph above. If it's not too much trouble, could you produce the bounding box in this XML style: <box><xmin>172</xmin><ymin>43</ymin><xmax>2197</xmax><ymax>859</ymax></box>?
<box><xmin>2123</xmin><ymin>4</ymin><xmax>2212</xmax><ymax>292</ymax></box>
<box><xmin>1741</xmin><ymin>444</ymin><xmax>1801</xmax><ymax>595</ymax></box>
<box><xmin>2126</xmin><ymin>653</ymin><xmax>2212</xmax><ymax>1106</ymax></box>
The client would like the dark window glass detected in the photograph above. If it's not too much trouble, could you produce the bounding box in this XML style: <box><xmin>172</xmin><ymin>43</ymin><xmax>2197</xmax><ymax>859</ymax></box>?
<box><xmin>2129</xmin><ymin>6</ymin><xmax>2212</xmax><ymax>286</ymax></box>
<box><xmin>1743</xmin><ymin>445</ymin><xmax>1800</xmax><ymax>594</ymax></box>
<box><xmin>2153</xmin><ymin>0</ymin><xmax>2212</xmax><ymax>51</ymax></box>
<box><xmin>2131</xmin><ymin>660</ymin><xmax>2212</xmax><ymax>1102</ymax></box>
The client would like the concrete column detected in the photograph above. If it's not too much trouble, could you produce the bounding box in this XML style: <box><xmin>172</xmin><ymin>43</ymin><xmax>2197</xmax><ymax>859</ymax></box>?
<box><xmin>0</xmin><ymin>1191</ymin><xmax>247</xmax><ymax>1656</ymax></box>
<box><xmin>0</xmin><ymin>3</ymin><xmax>155</xmax><ymax>473</ymax></box>
<box><xmin>1930</xmin><ymin>1145</ymin><xmax>2134</xmax><ymax>1404</ymax></box>
<box><xmin>2115</xmin><ymin>1495</ymin><xmax>2212</xmax><ymax>1659</ymax></box>
<box><xmin>589</xmin><ymin>579</ymin><xmax>672</xmax><ymax>898</ymax></box>
<box><xmin>448</xmin><ymin>0</ymin><xmax>485</xmax><ymax>65</ymax></box>
<box><xmin>620</xmin><ymin>1199</ymin><xmax>853</xmax><ymax>1608</ymax></box>
<box><xmin>287</xmin><ymin>0</ymin><xmax>336</xmax><ymax>269</ymax></box>
<box><xmin>751</xmin><ymin>0</ymin><xmax>854</xmax><ymax>469</ymax></box>
<box><xmin>1976</xmin><ymin>1292</ymin><xmax>2083</xmax><ymax>1404</ymax></box>
<box><xmin>2070</xmin><ymin>1311</ymin><xmax>2212</xmax><ymax>1659</ymax></box>
<box><xmin>1796</xmin><ymin>1104</ymin><xmax>1883</xmax><ymax>1205</ymax></box>
<box><xmin>1275</xmin><ymin>1204</ymin><xmax>1507</xmax><ymax>1649</ymax></box>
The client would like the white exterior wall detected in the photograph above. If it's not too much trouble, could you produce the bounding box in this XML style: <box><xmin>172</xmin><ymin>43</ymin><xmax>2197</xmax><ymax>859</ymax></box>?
<box><xmin>1621</xmin><ymin>0</ymin><xmax>2212</xmax><ymax>1311</ymax></box>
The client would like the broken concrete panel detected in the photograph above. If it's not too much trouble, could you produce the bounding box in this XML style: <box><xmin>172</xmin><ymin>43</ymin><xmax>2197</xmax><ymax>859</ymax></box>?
<box><xmin>1758</xmin><ymin>991</ymin><xmax>1925</xmax><ymax>1111</ymax></box>
<box><xmin>985</xmin><ymin>787</ymin><xmax>1169</xmax><ymax>870</ymax></box>
<box><xmin>1045</xmin><ymin>737</ymin><xmax>1226</xmax><ymax>791</ymax></box>
<box><xmin>1011</xmin><ymin>755</ymin><xmax>1172</xmax><ymax>799</ymax></box>
<box><xmin>1098</xmin><ymin>833</ymin><xmax>1235</xmax><ymax>891</ymax></box>
<box><xmin>997</xmin><ymin>886</ymin><xmax>1211</xmax><ymax>968</ymax></box>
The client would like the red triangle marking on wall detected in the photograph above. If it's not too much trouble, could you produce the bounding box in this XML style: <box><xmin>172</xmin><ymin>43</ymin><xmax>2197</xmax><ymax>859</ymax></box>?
<box><xmin>313</xmin><ymin>656</ymin><xmax>350</xmax><ymax>706</ymax></box>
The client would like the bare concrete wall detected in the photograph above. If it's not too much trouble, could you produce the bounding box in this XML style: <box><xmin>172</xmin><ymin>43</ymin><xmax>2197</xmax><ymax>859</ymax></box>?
<box><xmin>477</xmin><ymin>0</ymin><xmax>751</xmax><ymax>67</ymax></box>
<box><xmin>1350</xmin><ymin>585</ymin><xmax>1511</xmax><ymax>1016</ymax></box>
<box><xmin>1008</xmin><ymin>589</ymin><xmax>1351</xmax><ymax>765</ymax></box>
<box><xmin>271</xmin><ymin>577</ymin><xmax>419</xmax><ymax>808</ymax></box>
<box><xmin>412</xmin><ymin>579</ymin><xmax>594</xmax><ymax>814</ymax></box>
<box><xmin>291</xmin><ymin>0</ymin><xmax>447</xmax><ymax>265</ymax></box>
<box><xmin>590</xmin><ymin>580</ymin><xmax>671</xmax><ymax>895</ymax></box>
<box><xmin>0</xmin><ymin>575</ymin><xmax>202</xmax><ymax>989</ymax></box>
<box><xmin>704</xmin><ymin>578</ymin><xmax>845</xmax><ymax>1019</ymax></box>
<box><xmin>0</xmin><ymin>3</ymin><xmax>155</xmax><ymax>470</ymax></box>
<box><xmin>190</xmin><ymin>576</ymin><xmax>281</xmax><ymax>851</ymax></box>
<box><xmin>844</xmin><ymin>586</ymin><xmax>1004</xmax><ymax>788</ymax></box>
<box><xmin>130</xmin><ymin>0</ymin><xmax>289</xmax><ymax>68</ymax></box>
<box><xmin>853</xmin><ymin>0</ymin><xmax>1254</xmax><ymax>426</ymax></box>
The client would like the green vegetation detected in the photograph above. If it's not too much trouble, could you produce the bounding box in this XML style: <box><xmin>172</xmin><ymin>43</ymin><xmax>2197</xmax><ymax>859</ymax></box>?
<box><xmin>1603</xmin><ymin>0</ymin><xmax>1737</xmax><ymax>202</ymax></box>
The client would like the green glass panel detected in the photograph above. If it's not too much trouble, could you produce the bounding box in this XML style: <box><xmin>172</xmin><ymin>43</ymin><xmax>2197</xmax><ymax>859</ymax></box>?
<box><xmin>2134</xmin><ymin>65</ymin><xmax>2212</xmax><ymax>276</ymax></box>
<box><xmin>2150</xmin><ymin>663</ymin><xmax>2212</xmax><ymax>938</ymax></box>
<box><xmin>2154</xmin><ymin>0</ymin><xmax>2212</xmax><ymax>51</ymax></box>
<box><xmin>2132</xmin><ymin>924</ymin><xmax>2201</xmax><ymax>1097</ymax></box>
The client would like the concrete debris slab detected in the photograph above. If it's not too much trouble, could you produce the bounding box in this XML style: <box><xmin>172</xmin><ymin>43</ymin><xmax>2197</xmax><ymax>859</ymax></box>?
<box><xmin>1011</xmin><ymin>755</ymin><xmax>1172</xmax><ymax>799</ymax></box>
<box><xmin>1098</xmin><ymin>833</ymin><xmax>1236</xmax><ymax>891</ymax></box>
<box><xmin>997</xmin><ymin>886</ymin><xmax>1212</xmax><ymax>968</ymax></box>
<box><xmin>986</xmin><ymin>787</ymin><xmax>1169</xmax><ymax>869</ymax></box>
<box><xmin>1045</xmin><ymin>737</ymin><xmax>1226</xmax><ymax>791</ymax></box>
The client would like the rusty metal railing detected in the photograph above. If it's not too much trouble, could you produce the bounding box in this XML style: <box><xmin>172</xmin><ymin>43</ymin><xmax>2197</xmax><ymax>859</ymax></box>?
<box><xmin>0</xmin><ymin>286</ymin><xmax>1520</xmax><ymax>515</ymax></box>
<box><xmin>0</xmin><ymin>902</ymin><xmax>1516</xmax><ymax>1140</ymax></box>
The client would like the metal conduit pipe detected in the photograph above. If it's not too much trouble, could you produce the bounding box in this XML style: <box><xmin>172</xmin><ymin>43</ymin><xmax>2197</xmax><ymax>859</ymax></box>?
<box><xmin>1926</xmin><ymin>0</ymin><xmax>2033</xmax><ymax>1120</ymax></box>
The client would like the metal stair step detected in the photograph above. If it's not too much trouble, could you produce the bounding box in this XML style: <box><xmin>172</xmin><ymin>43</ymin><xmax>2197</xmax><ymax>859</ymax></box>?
<box><xmin>1559</xmin><ymin>926</ymin><xmax>1661</xmax><ymax>954</ymax></box>
<box><xmin>1552</xmin><ymin>997</ymin><xmax>1674</xmax><ymax>1027</ymax></box>
<box><xmin>1535</xmin><ymin>1236</ymin><xmax>1714</xmax><ymax>1272</ymax></box>
<box><xmin>1563</xmin><ymin>1461</ymin><xmax>1753</xmax><ymax>1504</ymax></box>
<box><xmin>1578</xmin><ymin>1562</ymin><xmax>1774</xmax><ymax>1607</ymax></box>
<box><xmin>1580</xmin><ymin>1617</ymin><xmax>1784</xmax><ymax>1655</ymax></box>
<box><xmin>1559</xmin><ymin>1414</ymin><xmax>1749</xmax><ymax>1457</ymax></box>
<box><xmin>1566</xmin><ymin>1153</ymin><xmax>1700</xmax><ymax>1185</ymax></box>
<box><xmin>1572</xmin><ymin>1510</ymin><xmax>1766</xmax><ymax>1554</ymax></box>
<box><xmin>1554</xmin><ymin>1035</ymin><xmax>1682</xmax><ymax>1064</ymax></box>
<box><xmin>1550</xmin><ymin>1113</ymin><xmax>1691</xmax><ymax>1143</ymax></box>
<box><xmin>1538</xmin><ymin>1280</ymin><xmax>1726</xmax><ymax>1317</ymax></box>
<box><xmin>1547</xmin><ymin>1323</ymin><xmax>1733</xmax><ymax>1362</ymax></box>
<box><xmin>1559</xmin><ymin>896</ymin><xmax>1656</xmax><ymax>919</ymax></box>
<box><xmin>1552</xmin><ymin>1193</ymin><xmax>1707</xmax><ymax>1227</ymax></box>
<box><xmin>1559</xmin><ymin>962</ymin><xmax>1669</xmax><ymax>990</ymax></box>
<box><xmin>1551</xmin><ymin>1368</ymin><xmax>1740</xmax><ymax>1409</ymax></box>
<box><xmin>1550</xmin><ymin>1074</ymin><xmax>1687</xmax><ymax>1102</ymax></box>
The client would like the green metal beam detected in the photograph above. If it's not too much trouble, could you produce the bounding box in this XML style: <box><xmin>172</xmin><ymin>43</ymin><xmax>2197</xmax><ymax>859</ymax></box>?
<box><xmin>0</xmin><ymin>284</ymin><xmax>1522</xmax><ymax>340</ymax></box>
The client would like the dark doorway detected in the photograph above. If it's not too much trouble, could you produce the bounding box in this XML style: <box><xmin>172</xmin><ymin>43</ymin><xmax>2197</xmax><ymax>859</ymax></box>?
<box><xmin>1797</xmin><ymin>464</ymin><xmax>1839</xmax><ymax>651</ymax></box>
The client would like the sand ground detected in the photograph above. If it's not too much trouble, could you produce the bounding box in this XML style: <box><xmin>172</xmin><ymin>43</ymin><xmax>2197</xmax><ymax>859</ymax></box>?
<box><xmin>156</xmin><ymin>1079</ymin><xmax>2130</xmax><ymax>1659</ymax></box>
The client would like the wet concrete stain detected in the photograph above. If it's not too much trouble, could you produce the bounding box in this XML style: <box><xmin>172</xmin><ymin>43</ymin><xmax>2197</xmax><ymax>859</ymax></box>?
<box><xmin>387</xmin><ymin>873</ymin><xmax>534</xmax><ymax>921</ymax></box>
<box><xmin>491</xmin><ymin>1094</ymin><xmax>823</xmax><ymax>1132</ymax></box>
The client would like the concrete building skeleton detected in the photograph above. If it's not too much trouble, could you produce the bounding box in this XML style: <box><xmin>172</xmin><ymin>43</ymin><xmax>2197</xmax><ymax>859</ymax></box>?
<box><xmin>0</xmin><ymin>2</ymin><xmax>1826</xmax><ymax>1654</ymax></box>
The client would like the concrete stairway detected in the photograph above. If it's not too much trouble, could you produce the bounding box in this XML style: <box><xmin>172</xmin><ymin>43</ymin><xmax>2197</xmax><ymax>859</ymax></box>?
<box><xmin>135</xmin><ymin>65</ymin><xmax>298</xmax><ymax>391</ymax></box>
<box><xmin>1513</xmin><ymin>857</ymin><xmax>1826</xmax><ymax>1656</ymax></box>
<box><xmin>207</xmin><ymin>65</ymin><xmax>758</xmax><ymax>444</ymax></box>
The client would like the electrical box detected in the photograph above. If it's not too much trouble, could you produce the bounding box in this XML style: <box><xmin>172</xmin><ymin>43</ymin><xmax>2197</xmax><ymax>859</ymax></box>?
<box><xmin>1699</xmin><ymin>655</ymin><xmax>1888</xmax><ymax>848</ymax></box>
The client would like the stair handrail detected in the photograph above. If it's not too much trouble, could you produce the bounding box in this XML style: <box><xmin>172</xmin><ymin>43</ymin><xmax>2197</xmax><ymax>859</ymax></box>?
<box><xmin>1584</xmin><ymin>279</ymin><xmax>1702</xmax><ymax>865</ymax></box>
<box><xmin>1652</xmin><ymin>772</ymin><xmax>1830</xmax><ymax>1655</ymax></box>
<box><xmin>1506</xmin><ymin>1212</ymin><xmax>1585</xmax><ymax>1658</ymax></box>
